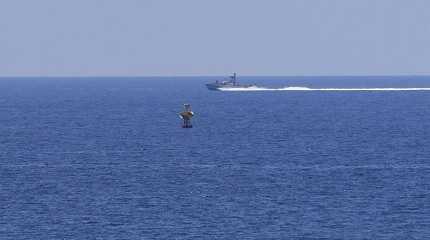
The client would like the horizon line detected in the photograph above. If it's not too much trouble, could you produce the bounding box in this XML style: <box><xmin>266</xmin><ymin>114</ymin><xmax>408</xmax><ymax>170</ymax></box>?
<box><xmin>1</xmin><ymin>74</ymin><xmax>430</xmax><ymax>78</ymax></box>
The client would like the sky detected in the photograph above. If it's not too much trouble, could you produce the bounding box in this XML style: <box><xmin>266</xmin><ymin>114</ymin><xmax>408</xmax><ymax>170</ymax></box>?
<box><xmin>0</xmin><ymin>0</ymin><xmax>429</xmax><ymax>76</ymax></box>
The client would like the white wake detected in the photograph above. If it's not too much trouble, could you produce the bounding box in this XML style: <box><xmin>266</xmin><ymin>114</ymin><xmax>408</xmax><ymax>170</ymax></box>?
<box><xmin>219</xmin><ymin>86</ymin><xmax>430</xmax><ymax>91</ymax></box>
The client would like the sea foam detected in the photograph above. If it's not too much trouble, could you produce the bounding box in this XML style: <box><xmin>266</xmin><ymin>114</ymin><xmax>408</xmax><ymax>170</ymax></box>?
<box><xmin>219</xmin><ymin>86</ymin><xmax>430</xmax><ymax>91</ymax></box>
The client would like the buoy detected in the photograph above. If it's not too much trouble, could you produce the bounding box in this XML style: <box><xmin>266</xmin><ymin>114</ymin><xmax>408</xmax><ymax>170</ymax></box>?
<box><xmin>179</xmin><ymin>104</ymin><xmax>194</xmax><ymax>128</ymax></box>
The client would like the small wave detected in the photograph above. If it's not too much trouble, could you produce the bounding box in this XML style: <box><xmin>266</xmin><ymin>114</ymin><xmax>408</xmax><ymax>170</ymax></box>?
<box><xmin>262</xmin><ymin>164</ymin><xmax>430</xmax><ymax>172</ymax></box>
<box><xmin>219</xmin><ymin>86</ymin><xmax>430</xmax><ymax>91</ymax></box>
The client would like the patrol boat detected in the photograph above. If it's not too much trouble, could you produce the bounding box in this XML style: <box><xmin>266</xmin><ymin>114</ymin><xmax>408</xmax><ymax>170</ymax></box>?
<box><xmin>206</xmin><ymin>73</ymin><xmax>256</xmax><ymax>91</ymax></box>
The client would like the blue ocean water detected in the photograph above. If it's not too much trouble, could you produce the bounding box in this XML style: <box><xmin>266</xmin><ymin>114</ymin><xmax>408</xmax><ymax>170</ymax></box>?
<box><xmin>1</xmin><ymin>76</ymin><xmax>430</xmax><ymax>239</ymax></box>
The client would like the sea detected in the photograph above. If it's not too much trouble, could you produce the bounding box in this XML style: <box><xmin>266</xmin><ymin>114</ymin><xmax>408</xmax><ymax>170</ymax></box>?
<box><xmin>1</xmin><ymin>76</ymin><xmax>429</xmax><ymax>239</ymax></box>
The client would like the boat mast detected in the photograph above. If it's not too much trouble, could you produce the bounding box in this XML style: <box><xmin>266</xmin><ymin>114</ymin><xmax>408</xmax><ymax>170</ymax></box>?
<box><xmin>232</xmin><ymin>73</ymin><xmax>237</xmax><ymax>85</ymax></box>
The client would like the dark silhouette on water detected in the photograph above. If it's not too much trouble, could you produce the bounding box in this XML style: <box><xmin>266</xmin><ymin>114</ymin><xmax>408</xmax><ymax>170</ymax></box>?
<box><xmin>206</xmin><ymin>73</ymin><xmax>257</xmax><ymax>91</ymax></box>
<box><xmin>179</xmin><ymin>104</ymin><xmax>194</xmax><ymax>128</ymax></box>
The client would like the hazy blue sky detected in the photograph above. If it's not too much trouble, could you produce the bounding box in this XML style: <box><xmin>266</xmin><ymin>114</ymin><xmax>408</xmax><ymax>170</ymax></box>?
<box><xmin>1</xmin><ymin>0</ymin><xmax>429</xmax><ymax>76</ymax></box>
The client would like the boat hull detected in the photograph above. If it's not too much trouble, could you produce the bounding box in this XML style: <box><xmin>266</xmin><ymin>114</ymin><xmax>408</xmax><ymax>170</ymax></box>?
<box><xmin>206</xmin><ymin>83</ymin><xmax>256</xmax><ymax>91</ymax></box>
<box><xmin>206</xmin><ymin>83</ymin><xmax>222</xmax><ymax>91</ymax></box>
